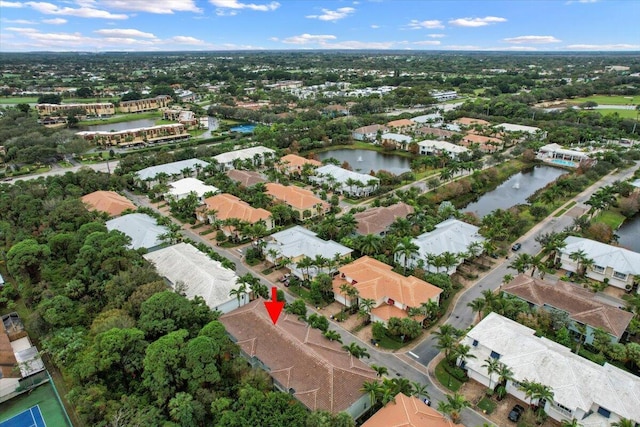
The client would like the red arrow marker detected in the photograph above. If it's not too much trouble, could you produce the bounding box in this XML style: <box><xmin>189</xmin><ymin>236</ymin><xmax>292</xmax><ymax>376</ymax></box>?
<box><xmin>264</xmin><ymin>286</ymin><xmax>285</xmax><ymax>325</ymax></box>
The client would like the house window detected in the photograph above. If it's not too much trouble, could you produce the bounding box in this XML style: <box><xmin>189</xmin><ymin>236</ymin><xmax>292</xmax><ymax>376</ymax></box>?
<box><xmin>597</xmin><ymin>407</ymin><xmax>611</xmax><ymax>418</ymax></box>
<box><xmin>490</xmin><ymin>351</ymin><xmax>501</xmax><ymax>360</ymax></box>
<box><xmin>553</xmin><ymin>402</ymin><xmax>573</xmax><ymax>417</ymax></box>
<box><xmin>613</xmin><ymin>271</ymin><xmax>627</xmax><ymax>280</ymax></box>
<box><xmin>592</xmin><ymin>265</ymin><xmax>604</xmax><ymax>273</ymax></box>
<box><xmin>472</xmin><ymin>339</ymin><xmax>479</xmax><ymax>347</ymax></box>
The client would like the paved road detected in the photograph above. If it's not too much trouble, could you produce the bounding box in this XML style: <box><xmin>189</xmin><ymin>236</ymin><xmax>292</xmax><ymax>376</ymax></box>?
<box><xmin>3</xmin><ymin>160</ymin><xmax>119</xmax><ymax>184</ymax></box>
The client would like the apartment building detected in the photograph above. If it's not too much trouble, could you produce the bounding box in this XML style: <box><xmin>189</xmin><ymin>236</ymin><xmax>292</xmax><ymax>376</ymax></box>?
<box><xmin>118</xmin><ymin>95</ymin><xmax>172</xmax><ymax>113</ymax></box>
<box><xmin>76</xmin><ymin>123</ymin><xmax>189</xmax><ymax>148</ymax></box>
<box><xmin>36</xmin><ymin>102</ymin><xmax>115</xmax><ymax>117</ymax></box>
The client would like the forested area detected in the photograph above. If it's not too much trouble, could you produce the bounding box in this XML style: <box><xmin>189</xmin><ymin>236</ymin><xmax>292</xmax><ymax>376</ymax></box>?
<box><xmin>0</xmin><ymin>171</ymin><xmax>355</xmax><ymax>427</ymax></box>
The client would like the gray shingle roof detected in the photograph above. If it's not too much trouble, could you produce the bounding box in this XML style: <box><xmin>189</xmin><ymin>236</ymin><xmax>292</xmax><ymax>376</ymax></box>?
<box><xmin>106</xmin><ymin>213</ymin><xmax>169</xmax><ymax>250</ymax></box>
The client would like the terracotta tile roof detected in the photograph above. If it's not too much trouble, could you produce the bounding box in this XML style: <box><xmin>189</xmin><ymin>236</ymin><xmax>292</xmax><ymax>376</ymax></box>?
<box><xmin>455</xmin><ymin>117</ymin><xmax>491</xmax><ymax>126</ymax></box>
<box><xmin>81</xmin><ymin>190</ymin><xmax>136</xmax><ymax>217</ymax></box>
<box><xmin>335</xmin><ymin>257</ymin><xmax>442</xmax><ymax>307</ymax></box>
<box><xmin>226</xmin><ymin>169</ymin><xmax>266</xmax><ymax>187</ymax></box>
<box><xmin>354</xmin><ymin>203</ymin><xmax>414</xmax><ymax>235</ymax></box>
<box><xmin>0</xmin><ymin>320</ymin><xmax>19</xmax><ymax>379</ymax></box>
<box><xmin>362</xmin><ymin>393</ymin><xmax>465</xmax><ymax>427</ymax></box>
<box><xmin>220</xmin><ymin>300</ymin><xmax>377</xmax><ymax>413</ymax></box>
<box><xmin>462</xmin><ymin>133</ymin><xmax>502</xmax><ymax>145</ymax></box>
<box><xmin>416</xmin><ymin>127</ymin><xmax>458</xmax><ymax>139</ymax></box>
<box><xmin>386</xmin><ymin>119</ymin><xmax>416</xmax><ymax>128</ymax></box>
<box><xmin>503</xmin><ymin>274</ymin><xmax>633</xmax><ymax>339</ymax></box>
<box><xmin>278</xmin><ymin>154</ymin><xmax>322</xmax><ymax>173</ymax></box>
<box><xmin>266</xmin><ymin>183</ymin><xmax>329</xmax><ymax>212</ymax></box>
<box><xmin>370</xmin><ymin>304</ymin><xmax>410</xmax><ymax>322</ymax></box>
<box><xmin>353</xmin><ymin>124</ymin><xmax>388</xmax><ymax>135</ymax></box>
<box><xmin>202</xmin><ymin>193</ymin><xmax>272</xmax><ymax>224</ymax></box>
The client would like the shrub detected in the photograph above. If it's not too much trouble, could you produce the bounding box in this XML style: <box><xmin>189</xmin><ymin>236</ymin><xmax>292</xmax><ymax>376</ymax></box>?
<box><xmin>372</xmin><ymin>321</ymin><xmax>387</xmax><ymax>340</ymax></box>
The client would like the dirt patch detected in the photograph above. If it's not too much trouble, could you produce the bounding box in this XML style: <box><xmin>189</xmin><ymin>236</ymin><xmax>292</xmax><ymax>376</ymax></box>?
<box><xmin>565</xmin><ymin>205</ymin><xmax>588</xmax><ymax>218</ymax></box>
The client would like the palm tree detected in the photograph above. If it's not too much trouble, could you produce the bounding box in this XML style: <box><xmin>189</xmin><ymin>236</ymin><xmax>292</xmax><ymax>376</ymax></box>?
<box><xmin>342</xmin><ymin>342</ymin><xmax>370</xmax><ymax>359</ymax></box>
<box><xmin>452</xmin><ymin>343</ymin><xmax>477</xmax><ymax>368</ymax></box>
<box><xmin>339</xmin><ymin>283</ymin><xmax>360</xmax><ymax>308</ymax></box>
<box><xmin>371</xmin><ymin>364</ymin><xmax>388</xmax><ymax>378</ymax></box>
<box><xmin>395</xmin><ymin>236</ymin><xmax>419</xmax><ymax>275</ymax></box>
<box><xmin>229</xmin><ymin>282</ymin><xmax>247</xmax><ymax>307</ymax></box>
<box><xmin>358</xmin><ymin>298</ymin><xmax>375</xmax><ymax>324</ymax></box>
<box><xmin>468</xmin><ymin>298</ymin><xmax>487</xmax><ymax>324</ymax></box>
<box><xmin>509</xmin><ymin>253</ymin><xmax>533</xmax><ymax>274</ymax></box>
<box><xmin>561</xmin><ymin>419</ymin><xmax>582</xmax><ymax>427</ymax></box>
<box><xmin>440</xmin><ymin>251</ymin><xmax>459</xmax><ymax>274</ymax></box>
<box><xmin>439</xmin><ymin>392</ymin><xmax>469</xmax><ymax>424</ymax></box>
<box><xmin>495</xmin><ymin>362</ymin><xmax>514</xmax><ymax>388</ymax></box>
<box><xmin>361</xmin><ymin>380</ymin><xmax>382</xmax><ymax>408</ymax></box>
<box><xmin>410</xmin><ymin>381</ymin><xmax>429</xmax><ymax>398</ymax></box>
<box><xmin>611</xmin><ymin>419</ymin><xmax>636</xmax><ymax>427</ymax></box>
<box><xmin>323</xmin><ymin>330</ymin><xmax>342</xmax><ymax>343</ymax></box>
<box><xmin>482</xmin><ymin>357</ymin><xmax>500</xmax><ymax>389</ymax></box>
<box><xmin>357</xmin><ymin>234</ymin><xmax>383</xmax><ymax>256</ymax></box>
<box><xmin>466</xmin><ymin>240</ymin><xmax>483</xmax><ymax>261</ymax></box>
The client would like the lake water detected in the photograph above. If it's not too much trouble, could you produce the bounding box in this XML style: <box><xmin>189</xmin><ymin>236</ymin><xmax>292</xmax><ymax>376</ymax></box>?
<box><xmin>463</xmin><ymin>165</ymin><xmax>567</xmax><ymax>217</ymax></box>
<box><xmin>85</xmin><ymin>118</ymin><xmax>157</xmax><ymax>132</ymax></box>
<box><xmin>317</xmin><ymin>149</ymin><xmax>411</xmax><ymax>175</ymax></box>
<box><xmin>617</xmin><ymin>214</ymin><xmax>640</xmax><ymax>252</ymax></box>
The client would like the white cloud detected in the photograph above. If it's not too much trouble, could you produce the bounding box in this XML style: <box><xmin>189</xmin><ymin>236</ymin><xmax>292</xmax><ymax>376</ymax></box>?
<box><xmin>25</xmin><ymin>2</ymin><xmax>129</xmax><ymax>19</ymax></box>
<box><xmin>306</xmin><ymin>7</ymin><xmax>355</xmax><ymax>21</ymax></box>
<box><xmin>370</xmin><ymin>24</ymin><xmax>379</xmax><ymax>29</ymax></box>
<box><xmin>1</xmin><ymin>18</ymin><xmax>36</xmax><ymax>24</ymax></box>
<box><xmin>413</xmin><ymin>40</ymin><xmax>441</xmax><ymax>46</ymax></box>
<box><xmin>428</xmin><ymin>33</ymin><xmax>445</xmax><ymax>38</ymax></box>
<box><xmin>0</xmin><ymin>1</ymin><xmax>23</xmax><ymax>7</ymax></box>
<box><xmin>566</xmin><ymin>43</ymin><xmax>640</xmax><ymax>50</ymax></box>
<box><xmin>407</xmin><ymin>19</ymin><xmax>444</xmax><ymax>30</ymax></box>
<box><xmin>281</xmin><ymin>33</ymin><xmax>337</xmax><ymax>44</ymax></box>
<box><xmin>448</xmin><ymin>16</ymin><xmax>506</xmax><ymax>27</ymax></box>
<box><xmin>42</xmin><ymin>18</ymin><xmax>67</xmax><ymax>24</ymax></box>
<box><xmin>98</xmin><ymin>0</ymin><xmax>201</xmax><ymax>13</ymax></box>
<box><xmin>209</xmin><ymin>0</ymin><xmax>280</xmax><ymax>12</ymax></box>
<box><xmin>503</xmin><ymin>35</ymin><xmax>561</xmax><ymax>44</ymax></box>
<box><xmin>169</xmin><ymin>35</ymin><xmax>206</xmax><ymax>45</ymax></box>
<box><xmin>94</xmin><ymin>28</ymin><xmax>157</xmax><ymax>39</ymax></box>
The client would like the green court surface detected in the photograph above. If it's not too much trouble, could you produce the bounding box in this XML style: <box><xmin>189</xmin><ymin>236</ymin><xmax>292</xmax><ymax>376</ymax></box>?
<box><xmin>0</xmin><ymin>382</ymin><xmax>71</xmax><ymax>427</ymax></box>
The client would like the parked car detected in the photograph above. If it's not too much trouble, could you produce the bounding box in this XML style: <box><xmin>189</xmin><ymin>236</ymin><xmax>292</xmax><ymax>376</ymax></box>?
<box><xmin>279</xmin><ymin>273</ymin><xmax>290</xmax><ymax>282</ymax></box>
<box><xmin>511</xmin><ymin>242</ymin><xmax>522</xmax><ymax>251</ymax></box>
<box><xmin>508</xmin><ymin>404</ymin><xmax>524</xmax><ymax>422</ymax></box>
<box><xmin>422</xmin><ymin>397</ymin><xmax>431</xmax><ymax>406</ymax></box>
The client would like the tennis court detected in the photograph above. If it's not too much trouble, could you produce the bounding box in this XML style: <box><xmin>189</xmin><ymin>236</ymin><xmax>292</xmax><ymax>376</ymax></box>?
<box><xmin>0</xmin><ymin>405</ymin><xmax>46</xmax><ymax>427</ymax></box>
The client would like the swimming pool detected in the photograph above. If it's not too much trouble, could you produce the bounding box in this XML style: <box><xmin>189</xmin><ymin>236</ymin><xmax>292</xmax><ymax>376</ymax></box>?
<box><xmin>230</xmin><ymin>124</ymin><xmax>256</xmax><ymax>133</ymax></box>
<box><xmin>550</xmin><ymin>158</ymin><xmax>577</xmax><ymax>167</ymax></box>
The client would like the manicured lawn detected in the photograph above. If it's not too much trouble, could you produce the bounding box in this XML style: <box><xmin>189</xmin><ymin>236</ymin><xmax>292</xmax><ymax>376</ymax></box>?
<box><xmin>434</xmin><ymin>359</ymin><xmax>463</xmax><ymax>392</ymax></box>
<box><xmin>569</xmin><ymin>95</ymin><xmax>639</xmax><ymax>105</ymax></box>
<box><xmin>0</xmin><ymin>96</ymin><xmax>38</xmax><ymax>104</ymax></box>
<box><xmin>595</xmin><ymin>109</ymin><xmax>638</xmax><ymax>119</ymax></box>
<box><xmin>376</xmin><ymin>334</ymin><xmax>408</xmax><ymax>350</ymax></box>
<box><xmin>477</xmin><ymin>397</ymin><xmax>497</xmax><ymax>414</ymax></box>
<box><xmin>79</xmin><ymin>111</ymin><xmax>160</xmax><ymax>126</ymax></box>
<box><xmin>594</xmin><ymin>209</ymin><xmax>625</xmax><ymax>229</ymax></box>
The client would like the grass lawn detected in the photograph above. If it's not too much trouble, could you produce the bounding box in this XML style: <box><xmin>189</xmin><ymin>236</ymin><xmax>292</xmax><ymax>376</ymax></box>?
<box><xmin>595</xmin><ymin>109</ymin><xmax>638</xmax><ymax>119</ymax></box>
<box><xmin>376</xmin><ymin>334</ymin><xmax>408</xmax><ymax>350</ymax></box>
<box><xmin>0</xmin><ymin>96</ymin><xmax>38</xmax><ymax>104</ymax></box>
<box><xmin>79</xmin><ymin>111</ymin><xmax>161</xmax><ymax>126</ymax></box>
<box><xmin>594</xmin><ymin>210</ymin><xmax>626</xmax><ymax>229</ymax></box>
<box><xmin>57</xmin><ymin>161</ymin><xmax>74</xmax><ymax>168</ymax></box>
<box><xmin>477</xmin><ymin>397</ymin><xmax>497</xmax><ymax>415</ymax></box>
<box><xmin>434</xmin><ymin>359</ymin><xmax>463</xmax><ymax>392</ymax></box>
<box><xmin>569</xmin><ymin>95</ymin><xmax>639</xmax><ymax>105</ymax></box>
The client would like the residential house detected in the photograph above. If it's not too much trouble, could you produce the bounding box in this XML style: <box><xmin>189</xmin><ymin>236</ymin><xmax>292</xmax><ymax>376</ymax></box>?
<box><xmin>175</xmin><ymin>89</ymin><xmax>198</xmax><ymax>103</ymax></box>
<box><xmin>118</xmin><ymin>95</ymin><xmax>172</xmax><ymax>113</ymax></box>
<box><xmin>197</xmin><ymin>193</ymin><xmax>274</xmax><ymax>238</ymax></box>
<box><xmin>537</xmin><ymin>143</ymin><xmax>591</xmax><ymax>165</ymax></box>
<box><xmin>322</xmin><ymin>104</ymin><xmax>349</xmax><ymax>116</ymax></box>
<box><xmin>36</xmin><ymin>102</ymin><xmax>115</xmax><ymax>118</ymax></box>
<box><xmin>461</xmin><ymin>312</ymin><xmax>640</xmax><ymax>425</ymax></box>
<box><xmin>105</xmin><ymin>213</ymin><xmax>169</xmax><ymax>251</ymax></box>
<box><xmin>417</xmin><ymin>140</ymin><xmax>469</xmax><ymax>159</ymax></box>
<box><xmin>398</xmin><ymin>219</ymin><xmax>485</xmax><ymax>275</ymax></box>
<box><xmin>220</xmin><ymin>300</ymin><xmax>377</xmax><ymax>417</ymax></box>
<box><xmin>0</xmin><ymin>313</ymin><xmax>46</xmax><ymax>400</ymax></box>
<box><xmin>165</xmin><ymin>177</ymin><xmax>218</xmax><ymax>202</ymax></box>
<box><xmin>265</xmin><ymin>183</ymin><xmax>330</xmax><ymax>220</ymax></box>
<box><xmin>135</xmin><ymin>158</ymin><xmax>209</xmax><ymax>187</ymax></box>
<box><xmin>557</xmin><ymin>236</ymin><xmax>640</xmax><ymax>292</ymax></box>
<box><xmin>354</xmin><ymin>203</ymin><xmax>414</xmax><ymax>236</ymax></box>
<box><xmin>386</xmin><ymin>119</ymin><xmax>416</xmax><ymax>133</ymax></box>
<box><xmin>460</xmin><ymin>134</ymin><xmax>502</xmax><ymax>153</ymax></box>
<box><xmin>162</xmin><ymin>109</ymin><xmax>201</xmax><ymax>129</ymax></box>
<box><xmin>76</xmin><ymin>123</ymin><xmax>190</xmax><ymax>148</ymax></box>
<box><xmin>143</xmin><ymin>243</ymin><xmax>246</xmax><ymax>314</ymax></box>
<box><xmin>312</xmin><ymin>164</ymin><xmax>379</xmax><ymax>198</ymax></box>
<box><xmin>213</xmin><ymin>146</ymin><xmax>275</xmax><ymax>170</ymax></box>
<box><xmin>226</xmin><ymin>169</ymin><xmax>266</xmax><ymax>188</ymax></box>
<box><xmin>333</xmin><ymin>256</ymin><xmax>442</xmax><ymax>325</ymax></box>
<box><xmin>503</xmin><ymin>274</ymin><xmax>633</xmax><ymax>343</ymax></box>
<box><xmin>430</xmin><ymin>90</ymin><xmax>458</xmax><ymax>102</ymax></box>
<box><xmin>380</xmin><ymin>133</ymin><xmax>412</xmax><ymax>150</ymax></box>
<box><xmin>412</xmin><ymin>113</ymin><xmax>443</xmax><ymax>124</ymax></box>
<box><xmin>495</xmin><ymin>123</ymin><xmax>546</xmax><ymax>139</ymax></box>
<box><xmin>352</xmin><ymin>124</ymin><xmax>388</xmax><ymax>142</ymax></box>
<box><xmin>264</xmin><ymin>226</ymin><xmax>352</xmax><ymax>280</ymax></box>
<box><xmin>277</xmin><ymin>154</ymin><xmax>322</xmax><ymax>177</ymax></box>
<box><xmin>454</xmin><ymin>117</ymin><xmax>491</xmax><ymax>127</ymax></box>
<box><xmin>361</xmin><ymin>393</ymin><xmax>463</xmax><ymax>427</ymax></box>
<box><xmin>416</xmin><ymin>126</ymin><xmax>457</xmax><ymax>140</ymax></box>
<box><xmin>81</xmin><ymin>190</ymin><xmax>136</xmax><ymax>217</ymax></box>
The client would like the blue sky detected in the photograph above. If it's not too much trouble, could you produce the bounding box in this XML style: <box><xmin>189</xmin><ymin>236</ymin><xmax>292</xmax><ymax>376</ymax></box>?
<box><xmin>0</xmin><ymin>0</ymin><xmax>638</xmax><ymax>52</ymax></box>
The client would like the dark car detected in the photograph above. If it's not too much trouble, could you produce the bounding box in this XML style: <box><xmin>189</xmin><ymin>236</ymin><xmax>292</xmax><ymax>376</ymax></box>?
<box><xmin>511</xmin><ymin>242</ymin><xmax>522</xmax><ymax>251</ymax></box>
<box><xmin>508</xmin><ymin>404</ymin><xmax>524</xmax><ymax>422</ymax></box>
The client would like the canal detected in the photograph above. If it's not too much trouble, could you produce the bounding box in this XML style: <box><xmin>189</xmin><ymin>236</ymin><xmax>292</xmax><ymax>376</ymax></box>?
<box><xmin>617</xmin><ymin>214</ymin><xmax>640</xmax><ymax>252</ymax></box>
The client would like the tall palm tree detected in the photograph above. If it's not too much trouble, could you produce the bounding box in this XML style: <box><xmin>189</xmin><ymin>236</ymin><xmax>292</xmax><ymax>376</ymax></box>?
<box><xmin>229</xmin><ymin>282</ymin><xmax>247</xmax><ymax>307</ymax></box>
<box><xmin>496</xmin><ymin>362</ymin><xmax>514</xmax><ymax>388</ymax></box>
<box><xmin>410</xmin><ymin>381</ymin><xmax>429</xmax><ymax>398</ymax></box>
<box><xmin>371</xmin><ymin>364</ymin><xmax>388</xmax><ymax>378</ymax></box>
<box><xmin>482</xmin><ymin>357</ymin><xmax>500</xmax><ymax>389</ymax></box>
<box><xmin>509</xmin><ymin>253</ymin><xmax>533</xmax><ymax>274</ymax></box>
<box><xmin>323</xmin><ymin>330</ymin><xmax>342</xmax><ymax>343</ymax></box>
<box><xmin>452</xmin><ymin>343</ymin><xmax>477</xmax><ymax>368</ymax></box>
<box><xmin>395</xmin><ymin>236</ymin><xmax>419</xmax><ymax>275</ymax></box>
<box><xmin>440</xmin><ymin>251</ymin><xmax>459</xmax><ymax>274</ymax></box>
<box><xmin>468</xmin><ymin>298</ymin><xmax>487</xmax><ymax>323</ymax></box>
<box><xmin>339</xmin><ymin>283</ymin><xmax>360</xmax><ymax>308</ymax></box>
<box><xmin>358</xmin><ymin>298</ymin><xmax>375</xmax><ymax>324</ymax></box>
<box><xmin>361</xmin><ymin>380</ymin><xmax>382</xmax><ymax>408</ymax></box>
<box><xmin>357</xmin><ymin>234</ymin><xmax>383</xmax><ymax>256</ymax></box>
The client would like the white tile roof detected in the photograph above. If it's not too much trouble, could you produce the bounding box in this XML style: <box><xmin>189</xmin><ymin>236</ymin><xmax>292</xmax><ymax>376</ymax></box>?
<box><xmin>465</xmin><ymin>313</ymin><xmax>640</xmax><ymax>422</ymax></box>
<box><xmin>143</xmin><ymin>243</ymin><xmax>240</xmax><ymax>310</ymax></box>
<box><xmin>417</xmin><ymin>139</ymin><xmax>469</xmax><ymax>154</ymax></box>
<box><xmin>562</xmin><ymin>236</ymin><xmax>640</xmax><ymax>276</ymax></box>
<box><xmin>495</xmin><ymin>123</ymin><xmax>541</xmax><ymax>134</ymax></box>
<box><xmin>167</xmin><ymin>177</ymin><xmax>218</xmax><ymax>199</ymax></box>
<box><xmin>136</xmin><ymin>158</ymin><xmax>209</xmax><ymax>181</ymax></box>
<box><xmin>381</xmin><ymin>132</ymin><xmax>412</xmax><ymax>143</ymax></box>
<box><xmin>213</xmin><ymin>146</ymin><xmax>275</xmax><ymax>165</ymax></box>
<box><xmin>413</xmin><ymin>219</ymin><xmax>484</xmax><ymax>258</ymax></box>
<box><xmin>265</xmin><ymin>226</ymin><xmax>352</xmax><ymax>261</ymax></box>
<box><xmin>314</xmin><ymin>164</ymin><xmax>378</xmax><ymax>185</ymax></box>
<box><xmin>106</xmin><ymin>213</ymin><xmax>169</xmax><ymax>250</ymax></box>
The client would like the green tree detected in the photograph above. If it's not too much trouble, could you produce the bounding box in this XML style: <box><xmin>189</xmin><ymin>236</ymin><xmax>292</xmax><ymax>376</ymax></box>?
<box><xmin>169</xmin><ymin>392</ymin><xmax>204</xmax><ymax>427</ymax></box>
<box><xmin>142</xmin><ymin>329</ymin><xmax>189</xmax><ymax>406</ymax></box>
<box><xmin>7</xmin><ymin>238</ymin><xmax>51</xmax><ymax>282</ymax></box>
<box><xmin>138</xmin><ymin>291</ymin><xmax>213</xmax><ymax>340</ymax></box>
<box><xmin>395</xmin><ymin>236</ymin><xmax>419</xmax><ymax>275</ymax></box>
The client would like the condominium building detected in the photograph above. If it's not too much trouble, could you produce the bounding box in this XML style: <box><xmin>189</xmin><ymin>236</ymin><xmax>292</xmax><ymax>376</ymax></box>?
<box><xmin>118</xmin><ymin>95</ymin><xmax>172</xmax><ymax>113</ymax></box>
<box><xmin>36</xmin><ymin>102</ymin><xmax>115</xmax><ymax>117</ymax></box>
<box><xmin>76</xmin><ymin>123</ymin><xmax>189</xmax><ymax>148</ymax></box>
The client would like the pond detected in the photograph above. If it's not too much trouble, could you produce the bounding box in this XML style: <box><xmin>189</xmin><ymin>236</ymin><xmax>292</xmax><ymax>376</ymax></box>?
<box><xmin>463</xmin><ymin>165</ymin><xmax>567</xmax><ymax>218</ymax></box>
<box><xmin>85</xmin><ymin>118</ymin><xmax>157</xmax><ymax>132</ymax></box>
<box><xmin>617</xmin><ymin>214</ymin><xmax>640</xmax><ymax>252</ymax></box>
<box><xmin>230</xmin><ymin>124</ymin><xmax>257</xmax><ymax>133</ymax></box>
<box><xmin>317</xmin><ymin>149</ymin><xmax>411</xmax><ymax>175</ymax></box>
